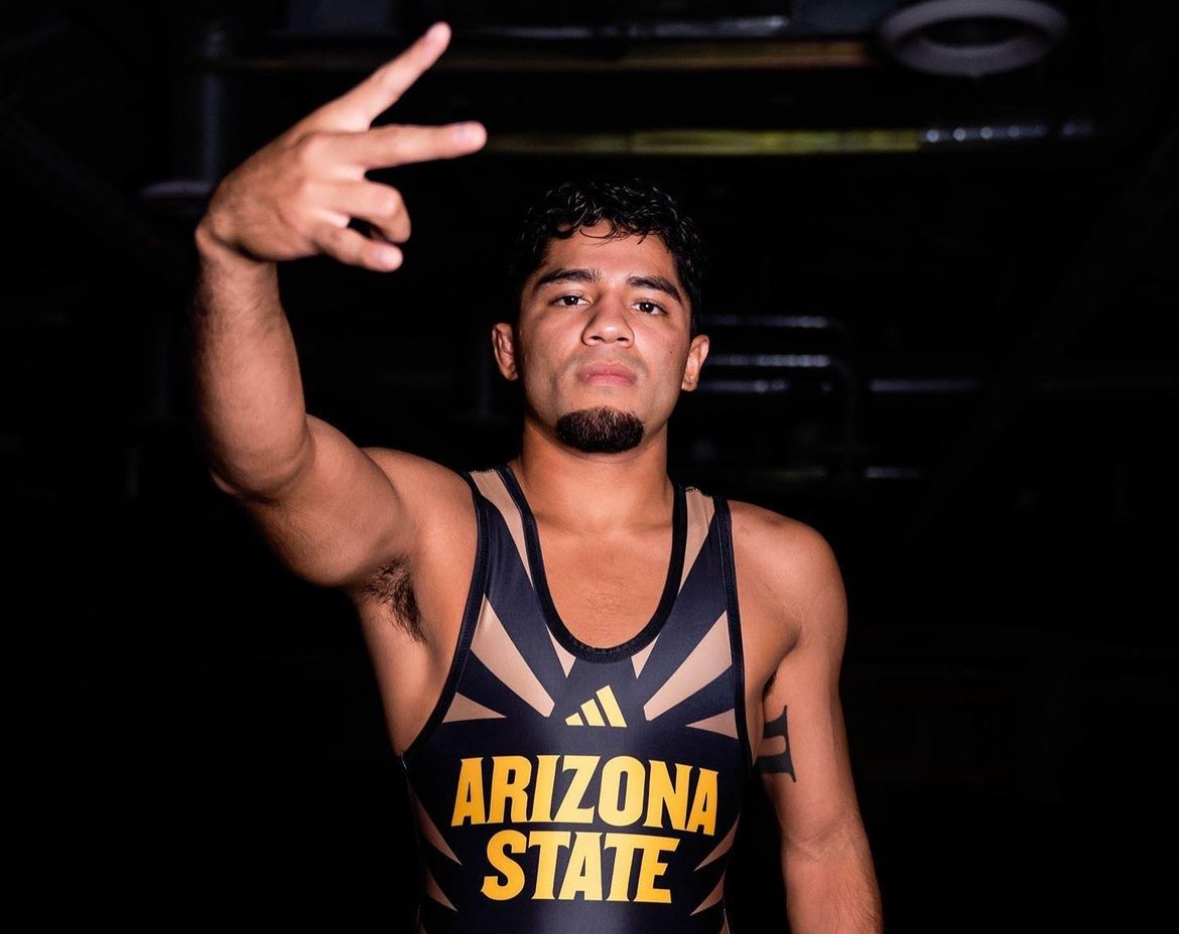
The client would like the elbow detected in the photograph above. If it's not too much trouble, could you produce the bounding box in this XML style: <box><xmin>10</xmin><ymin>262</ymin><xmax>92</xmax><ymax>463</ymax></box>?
<box><xmin>204</xmin><ymin>427</ymin><xmax>315</xmax><ymax>504</ymax></box>
<box><xmin>781</xmin><ymin>821</ymin><xmax>884</xmax><ymax>934</ymax></box>
<box><xmin>782</xmin><ymin>810</ymin><xmax>867</xmax><ymax>864</ymax></box>
<box><xmin>208</xmin><ymin>466</ymin><xmax>241</xmax><ymax>497</ymax></box>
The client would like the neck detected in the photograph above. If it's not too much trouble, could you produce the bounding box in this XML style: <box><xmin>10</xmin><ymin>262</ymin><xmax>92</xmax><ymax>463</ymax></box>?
<box><xmin>509</xmin><ymin>420</ymin><xmax>674</xmax><ymax>535</ymax></box>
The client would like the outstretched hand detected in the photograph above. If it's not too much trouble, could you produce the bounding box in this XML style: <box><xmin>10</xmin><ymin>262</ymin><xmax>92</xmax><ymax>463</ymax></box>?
<box><xmin>198</xmin><ymin>21</ymin><xmax>486</xmax><ymax>271</ymax></box>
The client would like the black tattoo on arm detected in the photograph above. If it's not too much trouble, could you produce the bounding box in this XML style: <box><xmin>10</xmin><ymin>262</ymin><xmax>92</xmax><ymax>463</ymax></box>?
<box><xmin>755</xmin><ymin>705</ymin><xmax>797</xmax><ymax>781</ymax></box>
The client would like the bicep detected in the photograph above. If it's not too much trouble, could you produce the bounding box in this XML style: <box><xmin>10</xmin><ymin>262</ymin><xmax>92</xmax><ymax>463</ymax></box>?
<box><xmin>217</xmin><ymin>413</ymin><xmax>456</xmax><ymax>591</ymax></box>
<box><xmin>756</xmin><ymin>526</ymin><xmax>861</xmax><ymax>858</ymax></box>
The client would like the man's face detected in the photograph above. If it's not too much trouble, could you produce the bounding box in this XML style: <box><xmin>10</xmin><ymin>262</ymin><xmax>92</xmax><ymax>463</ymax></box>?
<box><xmin>492</xmin><ymin>221</ymin><xmax>710</xmax><ymax>454</ymax></box>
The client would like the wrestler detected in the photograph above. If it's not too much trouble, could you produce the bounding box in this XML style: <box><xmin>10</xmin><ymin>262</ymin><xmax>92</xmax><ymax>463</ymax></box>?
<box><xmin>189</xmin><ymin>21</ymin><xmax>883</xmax><ymax>933</ymax></box>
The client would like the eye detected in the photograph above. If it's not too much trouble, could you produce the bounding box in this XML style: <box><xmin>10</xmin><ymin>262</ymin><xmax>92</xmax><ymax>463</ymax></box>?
<box><xmin>550</xmin><ymin>294</ymin><xmax>665</xmax><ymax>315</ymax></box>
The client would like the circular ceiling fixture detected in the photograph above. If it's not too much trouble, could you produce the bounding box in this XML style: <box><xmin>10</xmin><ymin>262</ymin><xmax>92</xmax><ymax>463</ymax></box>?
<box><xmin>879</xmin><ymin>0</ymin><xmax>1069</xmax><ymax>77</ymax></box>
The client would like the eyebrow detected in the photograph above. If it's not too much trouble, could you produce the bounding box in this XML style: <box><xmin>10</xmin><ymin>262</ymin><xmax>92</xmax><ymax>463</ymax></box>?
<box><xmin>531</xmin><ymin>266</ymin><xmax>684</xmax><ymax>307</ymax></box>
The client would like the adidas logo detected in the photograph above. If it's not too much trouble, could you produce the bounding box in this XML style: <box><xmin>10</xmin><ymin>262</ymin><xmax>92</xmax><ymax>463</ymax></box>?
<box><xmin>565</xmin><ymin>685</ymin><xmax>627</xmax><ymax>728</ymax></box>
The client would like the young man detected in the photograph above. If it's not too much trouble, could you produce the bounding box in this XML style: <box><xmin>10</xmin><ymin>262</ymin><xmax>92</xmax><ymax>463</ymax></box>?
<box><xmin>189</xmin><ymin>21</ymin><xmax>883</xmax><ymax>934</ymax></box>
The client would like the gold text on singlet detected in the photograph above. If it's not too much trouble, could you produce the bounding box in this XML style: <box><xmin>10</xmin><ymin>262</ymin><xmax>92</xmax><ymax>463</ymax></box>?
<box><xmin>450</xmin><ymin>754</ymin><xmax>719</xmax><ymax>904</ymax></box>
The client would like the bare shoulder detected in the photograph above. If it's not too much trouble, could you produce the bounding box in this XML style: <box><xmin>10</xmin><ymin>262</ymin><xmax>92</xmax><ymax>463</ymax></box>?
<box><xmin>727</xmin><ymin>498</ymin><xmax>840</xmax><ymax>584</ymax></box>
<box><xmin>726</xmin><ymin>498</ymin><xmax>847</xmax><ymax>654</ymax></box>
<box><xmin>358</xmin><ymin>446</ymin><xmax>474</xmax><ymax>520</ymax></box>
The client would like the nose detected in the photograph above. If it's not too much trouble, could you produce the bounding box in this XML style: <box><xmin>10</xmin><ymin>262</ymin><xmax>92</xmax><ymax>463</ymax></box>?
<box><xmin>582</xmin><ymin>294</ymin><xmax>633</xmax><ymax>345</ymax></box>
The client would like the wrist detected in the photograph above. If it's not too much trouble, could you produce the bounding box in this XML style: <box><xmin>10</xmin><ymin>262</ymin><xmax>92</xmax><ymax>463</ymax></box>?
<box><xmin>194</xmin><ymin>213</ymin><xmax>273</xmax><ymax>273</ymax></box>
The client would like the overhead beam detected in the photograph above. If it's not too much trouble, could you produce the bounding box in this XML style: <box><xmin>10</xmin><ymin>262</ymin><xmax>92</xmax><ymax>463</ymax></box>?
<box><xmin>204</xmin><ymin>39</ymin><xmax>877</xmax><ymax>75</ymax></box>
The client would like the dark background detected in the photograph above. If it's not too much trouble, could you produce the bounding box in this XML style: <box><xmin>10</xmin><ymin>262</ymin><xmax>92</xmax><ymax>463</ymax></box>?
<box><xmin>4</xmin><ymin>1</ymin><xmax>1177</xmax><ymax>929</ymax></box>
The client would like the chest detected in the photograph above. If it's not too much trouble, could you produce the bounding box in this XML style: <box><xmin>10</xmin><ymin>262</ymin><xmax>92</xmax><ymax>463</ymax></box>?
<box><xmin>535</xmin><ymin>512</ymin><xmax>793</xmax><ymax>770</ymax></box>
<box><xmin>538</xmin><ymin>526</ymin><xmax>674</xmax><ymax>648</ymax></box>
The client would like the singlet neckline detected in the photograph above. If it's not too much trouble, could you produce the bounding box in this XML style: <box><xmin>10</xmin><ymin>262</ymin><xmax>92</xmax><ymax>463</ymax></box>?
<box><xmin>497</xmin><ymin>462</ymin><xmax>688</xmax><ymax>664</ymax></box>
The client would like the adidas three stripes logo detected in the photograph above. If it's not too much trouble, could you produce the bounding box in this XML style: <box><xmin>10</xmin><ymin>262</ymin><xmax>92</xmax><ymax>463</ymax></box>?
<box><xmin>565</xmin><ymin>685</ymin><xmax>627</xmax><ymax>728</ymax></box>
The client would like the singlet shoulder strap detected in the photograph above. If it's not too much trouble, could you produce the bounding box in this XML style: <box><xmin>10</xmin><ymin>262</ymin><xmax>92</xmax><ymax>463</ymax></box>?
<box><xmin>678</xmin><ymin>483</ymin><xmax>716</xmax><ymax>590</ymax></box>
<box><xmin>713</xmin><ymin>493</ymin><xmax>756</xmax><ymax>781</ymax></box>
<box><xmin>670</xmin><ymin>481</ymin><xmax>756</xmax><ymax>779</ymax></box>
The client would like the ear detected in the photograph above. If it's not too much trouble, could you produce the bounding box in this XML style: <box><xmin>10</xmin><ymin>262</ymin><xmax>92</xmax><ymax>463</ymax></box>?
<box><xmin>492</xmin><ymin>322</ymin><xmax>520</xmax><ymax>381</ymax></box>
<box><xmin>681</xmin><ymin>333</ymin><xmax>710</xmax><ymax>391</ymax></box>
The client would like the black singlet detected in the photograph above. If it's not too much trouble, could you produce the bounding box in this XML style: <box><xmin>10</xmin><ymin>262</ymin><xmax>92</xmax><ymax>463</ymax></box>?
<box><xmin>398</xmin><ymin>462</ymin><xmax>755</xmax><ymax>933</ymax></box>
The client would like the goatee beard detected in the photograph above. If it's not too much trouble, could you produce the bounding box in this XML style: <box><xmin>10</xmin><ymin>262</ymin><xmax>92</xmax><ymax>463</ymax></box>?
<box><xmin>555</xmin><ymin>406</ymin><xmax>644</xmax><ymax>454</ymax></box>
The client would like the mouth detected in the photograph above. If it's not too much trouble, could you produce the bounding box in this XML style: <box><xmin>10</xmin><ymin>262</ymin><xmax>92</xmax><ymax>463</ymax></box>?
<box><xmin>583</xmin><ymin>372</ymin><xmax>636</xmax><ymax>386</ymax></box>
<box><xmin>578</xmin><ymin>363</ymin><xmax>638</xmax><ymax>386</ymax></box>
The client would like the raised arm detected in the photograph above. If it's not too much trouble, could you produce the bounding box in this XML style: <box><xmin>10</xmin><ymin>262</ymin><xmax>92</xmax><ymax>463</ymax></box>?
<box><xmin>755</xmin><ymin>523</ymin><xmax>884</xmax><ymax>933</ymax></box>
<box><xmin>187</xmin><ymin>21</ymin><xmax>486</xmax><ymax>591</ymax></box>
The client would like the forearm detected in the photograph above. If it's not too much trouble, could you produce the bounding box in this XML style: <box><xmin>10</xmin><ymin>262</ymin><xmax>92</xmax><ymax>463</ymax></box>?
<box><xmin>188</xmin><ymin>219</ymin><xmax>311</xmax><ymax>498</ymax></box>
<box><xmin>781</xmin><ymin>824</ymin><xmax>884</xmax><ymax>934</ymax></box>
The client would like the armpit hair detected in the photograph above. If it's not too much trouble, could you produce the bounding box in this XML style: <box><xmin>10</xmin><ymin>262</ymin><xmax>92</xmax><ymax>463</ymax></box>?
<box><xmin>361</xmin><ymin>556</ymin><xmax>425</xmax><ymax>643</ymax></box>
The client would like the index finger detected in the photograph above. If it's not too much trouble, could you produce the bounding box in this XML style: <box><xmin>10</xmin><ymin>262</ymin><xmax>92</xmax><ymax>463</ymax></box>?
<box><xmin>334</xmin><ymin>121</ymin><xmax>488</xmax><ymax>169</ymax></box>
<box><xmin>323</xmin><ymin>22</ymin><xmax>453</xmax><ymax>130</ymax></box>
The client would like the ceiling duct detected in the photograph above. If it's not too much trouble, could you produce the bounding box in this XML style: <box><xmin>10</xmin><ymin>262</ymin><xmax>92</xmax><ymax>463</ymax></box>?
<box><xmin>879</xmin><ymin>0</ymin><xmax>1068</xmax><ymax>77</ymax></box>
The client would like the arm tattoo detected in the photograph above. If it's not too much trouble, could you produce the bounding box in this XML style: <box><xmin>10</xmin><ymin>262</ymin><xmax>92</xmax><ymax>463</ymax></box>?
<box><xmin>755</xmin><ymin>705</ymin><xmax>797</xmax><ymax>781</ymax></box>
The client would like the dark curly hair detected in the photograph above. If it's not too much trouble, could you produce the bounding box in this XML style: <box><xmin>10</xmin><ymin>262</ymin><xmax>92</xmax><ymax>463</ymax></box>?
<box><xmin>505</xmin><ymin>175</ymin><xmax>707</xmax><ymax>339</ymax></box>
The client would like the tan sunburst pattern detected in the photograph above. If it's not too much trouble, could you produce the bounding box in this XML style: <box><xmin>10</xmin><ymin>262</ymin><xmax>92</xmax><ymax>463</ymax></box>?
<box><xmin>400</xmin><ymin>467</ymin><xmax>749</xmax><ymax>932</ymax></box>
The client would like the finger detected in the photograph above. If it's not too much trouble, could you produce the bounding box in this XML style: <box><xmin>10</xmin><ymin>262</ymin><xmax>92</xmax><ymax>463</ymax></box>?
<box><xmin>312</xmin><ymin>223</ymin><xmax>403</xmax><ymax>272</ymax></box>
<box><xmin>326</xmin><ymin>22</ymin><xmax>453</xmax><ymax>129</ymax></box>
<box><xmin>328</xmin><ymin>180</ymin><xmax>412</xmax><ymax>243</ymax></box>
<box><xmin>334</xmin><ymin>121</ymin><xmax>487</xmax><ymax>169</ymax></box>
